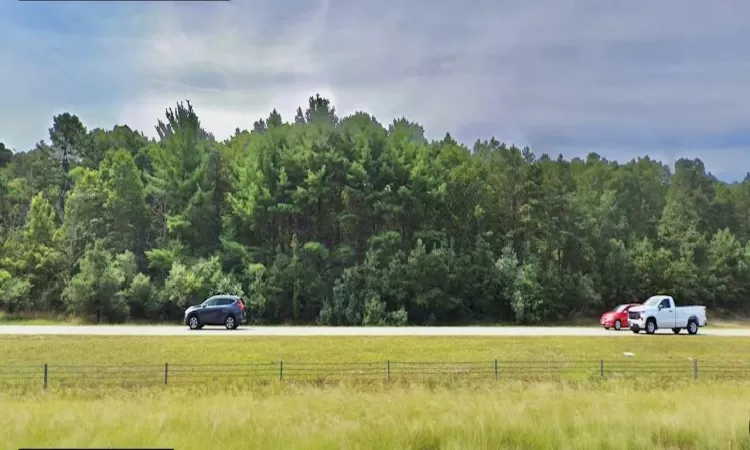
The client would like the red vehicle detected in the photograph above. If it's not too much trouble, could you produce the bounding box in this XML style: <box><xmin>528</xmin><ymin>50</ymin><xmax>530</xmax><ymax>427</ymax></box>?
<box><xmin>600</xmin><ymin>303</ymin><xmax>640</xmax><ymax>331</ymax></box>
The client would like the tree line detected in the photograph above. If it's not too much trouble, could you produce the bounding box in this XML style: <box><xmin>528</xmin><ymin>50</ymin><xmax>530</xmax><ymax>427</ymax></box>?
<box><xmin>1</xmin><ymin>95</ymin><xmax>749</xmax><ymax>324</ymax></box>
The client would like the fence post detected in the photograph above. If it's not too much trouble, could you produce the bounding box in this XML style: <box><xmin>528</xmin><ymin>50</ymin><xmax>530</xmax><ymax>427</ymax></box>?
<box><xmin>386</xmin><ymin>360</ymin><xmax>390</xmax><ymax>382</ymax></box>
<box><xmin>600</xmin><ymin>359</ymin><xmax>604</xmax><ymax>378</ymax></box>
<box><xmin>164</xmin><ymin>363</ymin><xmax>168</xmax><ymax>385</ymax></box>
<box><xmin>279</xmin><ymin>361</ymin><xmax>284</xmax><ymax>381</ymax></box>
<box><xmin>494</xmin><ymin>359</ymin><xmax>498</xmax><ymax>381</ymax></box>
<box><xmin>43</xmin><ymin>363</ymin><xmax>48</xmax><ymax>390</ymax></box>
<box><xmin>693</xmin><ymin>359</ymin><xmax>698</xmax><ymax>380</ymax></box>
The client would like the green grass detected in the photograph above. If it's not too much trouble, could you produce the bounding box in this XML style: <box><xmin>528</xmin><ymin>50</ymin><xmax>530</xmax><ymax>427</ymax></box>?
<box><xmin>1</xmin><ymin>335</ymin><xmax>748</xmax><ymax>389</ymax></box>
<box><xmin>0</xmin><ymin>311</ymin><xmax>82</xmax><ymax>325</ymax></box>
<box><xmin>3</xmin><ymin>381</ymin><xmax>750</xmax><ymax>449</ymax></box>
<box><xmin>0</xmin><ymin>311</ymin><xmax>178</xmax><ymax>326</ymax></box>
<box><xmin>1</xmin><ymin>335</ymin><xmax>750</xmax><ymax>365</ymax></box>
<box><xmin>3</xmin><ymin>336</ymin><xmax>750</xmax><ymax>449</ymax></box>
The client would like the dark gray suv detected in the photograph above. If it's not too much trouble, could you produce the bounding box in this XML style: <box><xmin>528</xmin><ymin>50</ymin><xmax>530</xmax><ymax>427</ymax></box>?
<box><xmin>183</xmin><ymin>295</ymin><xmax>246</xmax><ymax>330</ymax></box>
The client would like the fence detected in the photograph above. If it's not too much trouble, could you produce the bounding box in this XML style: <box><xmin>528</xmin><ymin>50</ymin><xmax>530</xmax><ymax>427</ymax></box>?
<box><xmin>0</xmin><ymin>359</ymin><xmax>748</xmax><ymax>389</ymax></box>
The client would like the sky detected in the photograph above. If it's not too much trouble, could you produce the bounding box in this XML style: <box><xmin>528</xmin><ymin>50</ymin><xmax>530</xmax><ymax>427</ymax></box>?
<box><xmin>1</xmin><ymin>0</ymin><xmax>750</xmax><ymax>181</ymax></box>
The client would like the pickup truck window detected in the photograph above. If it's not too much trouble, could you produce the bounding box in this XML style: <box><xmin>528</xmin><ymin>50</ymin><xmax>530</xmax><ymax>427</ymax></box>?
<box><xmin>658</xmin><ymin>299</ymin><xmax>671</xmax><ymax>309</ymax></box>
<box><xmin>643</xmin><ymin>296</ymin><xmax>664</xmax><ymax>307</ymax></box>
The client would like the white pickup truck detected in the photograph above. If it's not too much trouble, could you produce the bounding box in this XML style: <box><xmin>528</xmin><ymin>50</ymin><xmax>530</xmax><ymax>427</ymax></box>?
<box><xmin>628</xmin><ymin>295</ymin><xmax>707</xmax><ymax>335</ymax></box>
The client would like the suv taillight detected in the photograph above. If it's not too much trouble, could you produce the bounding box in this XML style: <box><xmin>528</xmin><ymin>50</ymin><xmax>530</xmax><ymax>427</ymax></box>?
<box><xmin>237</xmin><ymin>298</ymin><xmax>245</xmax><ymax>310</ymax></box>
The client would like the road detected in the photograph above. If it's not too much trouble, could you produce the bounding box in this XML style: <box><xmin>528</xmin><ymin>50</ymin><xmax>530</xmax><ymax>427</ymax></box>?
<box><xmin>1</xmin><ymin>325</ymin><xmax>750</xmax><ymax>336</ymax></box>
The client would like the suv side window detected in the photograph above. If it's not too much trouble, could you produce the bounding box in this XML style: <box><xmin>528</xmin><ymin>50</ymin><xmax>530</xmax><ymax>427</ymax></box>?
<box><xmin>204</xmin><ymin>297</ymin><xmax>220</xmax><ymax>307</ymax></box>
<box><xmin>217</xmin><ymin>298</ymin><xmax>235</xmax><ymax>306</ymax></box>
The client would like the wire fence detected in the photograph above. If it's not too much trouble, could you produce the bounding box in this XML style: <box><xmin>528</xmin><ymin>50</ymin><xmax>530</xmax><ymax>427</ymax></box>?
<box><xmin>0</xmin><ymin>359</ymin><xmax>748</xmax><ymax>389</ymax></box>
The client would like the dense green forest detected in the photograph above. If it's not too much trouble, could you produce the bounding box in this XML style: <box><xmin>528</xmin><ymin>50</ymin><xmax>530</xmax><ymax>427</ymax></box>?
<box><xmin>1</xmin><ymin>95</ymin><xmax>749</xmax><ymax>324</ymax></box>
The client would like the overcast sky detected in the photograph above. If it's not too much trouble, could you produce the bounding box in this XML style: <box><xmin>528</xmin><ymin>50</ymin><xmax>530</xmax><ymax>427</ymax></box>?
<box><xmin>2</xmin><ymin>0</ymin><xmax>749</xmax><ymax>181</ymax></box>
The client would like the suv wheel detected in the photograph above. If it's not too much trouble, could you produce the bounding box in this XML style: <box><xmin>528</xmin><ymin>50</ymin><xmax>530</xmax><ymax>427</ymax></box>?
<box><xmin>188</xmin><ymin>315</ymin><xmax>200</xmax><ymax>330</ymax></box>
<box><xmin>225</xmin><ymin>315</ymin><xmax>236</xmax><ymax>330</ymax></box>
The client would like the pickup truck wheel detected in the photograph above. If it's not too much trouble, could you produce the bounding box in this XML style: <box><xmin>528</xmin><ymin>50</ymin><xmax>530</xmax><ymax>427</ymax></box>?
<box><xmin>614</xmin><ymin>320</ymin><xmax>622</xmax><ymax>331</ymax></box>
<box><xmin>687</xmin><ymin>319</ymin><xmax>699</xmax><ymax>335</ymax></box>
<box><xmin>631</xmin><ymin>326</ymin><xmax>640</xmax><ymax>334</ymax></box>
<box><xmin>672</xmin><ymin>328</ymin><xmax>681</xmax><ymax>334</ymax></box>
<box><xmin>645</xmin><ymin>318</ymin><xmax>657</xmax><ymax>335</ymax></box>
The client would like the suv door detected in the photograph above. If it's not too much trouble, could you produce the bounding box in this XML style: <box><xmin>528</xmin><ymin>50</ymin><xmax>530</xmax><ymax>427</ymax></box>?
<box><xmin>199</xmin><ymin>297</ymin><xmax>220</xmax><ymax>324</ymax></box>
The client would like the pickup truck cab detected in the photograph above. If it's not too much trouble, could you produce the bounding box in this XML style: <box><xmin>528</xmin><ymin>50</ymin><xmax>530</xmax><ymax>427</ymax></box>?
<box><xmin>628</xmin><ymin>295</ymin><xmax>706</xmax><ymax>335</ymax></box>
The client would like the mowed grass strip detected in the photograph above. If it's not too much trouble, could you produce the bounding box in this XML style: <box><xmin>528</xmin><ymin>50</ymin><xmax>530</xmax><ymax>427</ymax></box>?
<box><xmin>3</xmin><ymin>381</ymin><xmax>750</xmax><ymax>450</ymax></box>
<box><xmin>1</xmin><ymin>335</ymin><xmax>750</xmax><ymax>366</ymax></box>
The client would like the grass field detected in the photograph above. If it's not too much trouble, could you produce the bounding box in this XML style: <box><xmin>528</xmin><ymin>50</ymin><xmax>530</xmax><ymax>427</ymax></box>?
<box><xmin>2</xmin><ymin>336</ymin><xmax>750</xmax><ymax>449</ymax></box>
<box><xmin>3</xmin><ymin>381</ymin><xmax>750</xmax><ymax>450</ymax></box>
<box><xmin>2</xmin><ymin>335</ymin><xmax>750</xmax><ymax>365</ymax></box>
<box><xmin>1</xmin><ymin>335</ymin><xmax>749</xmax><ymax>389</ymax></box>
<box><xmin>0</xmin><ymin>311</ymin><xmax>80</xmax><ymax>325</ymax></box>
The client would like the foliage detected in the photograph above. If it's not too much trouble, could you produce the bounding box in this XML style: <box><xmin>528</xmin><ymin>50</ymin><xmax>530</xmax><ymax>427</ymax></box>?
<box><xmin>61</xmin><ymin>241</ymin><xmax>135</xmax><ymax>322</ymax></box>
<box><xmin>2</xmin><ymin>97</ymin><xmax>750</xmax><ymax>324</ymax></box>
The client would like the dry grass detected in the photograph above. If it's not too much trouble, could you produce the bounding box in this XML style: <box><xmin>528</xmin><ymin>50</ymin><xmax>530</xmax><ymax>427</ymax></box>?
<box><xmin>2</xmin><ymin>381</ymin><xmax>750</xmax><ymax>450</ymax></box>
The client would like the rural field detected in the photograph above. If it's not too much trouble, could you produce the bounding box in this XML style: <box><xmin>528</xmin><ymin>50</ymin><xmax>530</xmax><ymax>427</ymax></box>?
<box><xmin>3</xmin><ymin>334</ymin><xmax>750</xmax><ymax>365</ymax></box>
<box><xmin>2</xmin><ymin>334</ymin><xmax>750</xmax><ymax>449</ymax></box>
<box><xmin>3</xmin><ymin>381</ymin><xmax>750</xmax><ymax>450</ymax></box>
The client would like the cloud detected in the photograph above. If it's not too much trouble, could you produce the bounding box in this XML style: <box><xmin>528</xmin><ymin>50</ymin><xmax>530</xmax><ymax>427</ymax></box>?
<box><xmin>2</xmin><ymin>0</ymin><xmax>750</xmax><ymax>181</ymax></box>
